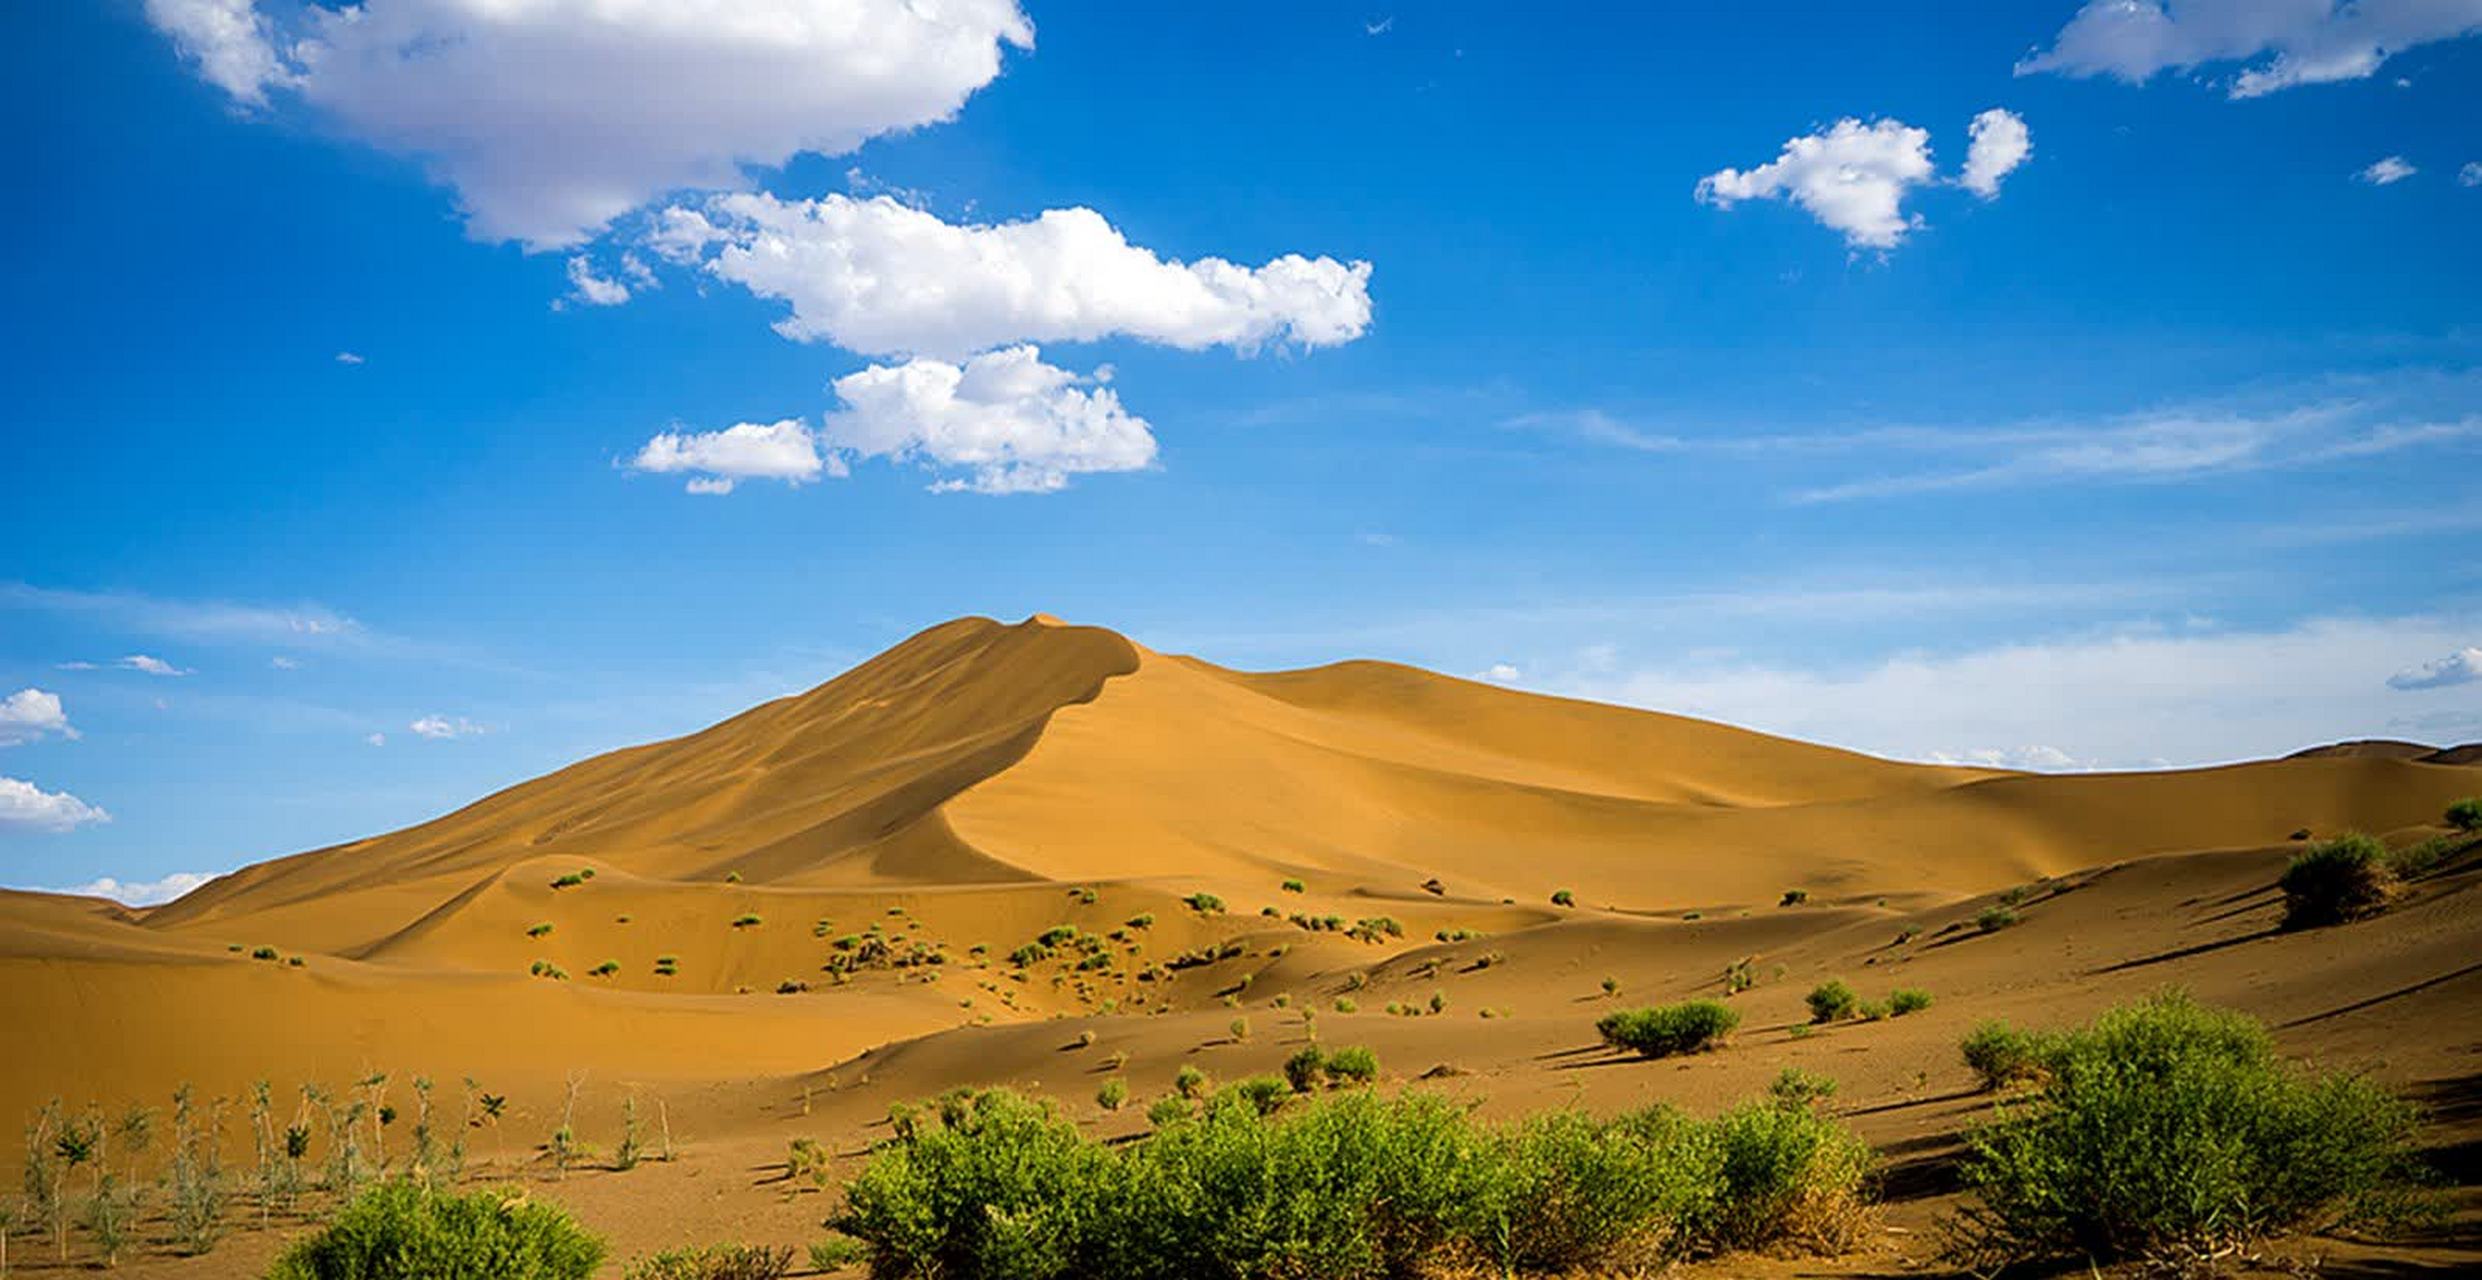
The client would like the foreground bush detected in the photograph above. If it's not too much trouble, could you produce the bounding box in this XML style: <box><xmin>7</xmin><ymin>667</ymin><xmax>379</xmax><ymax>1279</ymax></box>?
<box><xmin>1805</xmin><ymin>980</ymin><xmax>1857</xmax><ymax>1023</ymax></box>
<box><xmin>1951</xmin><ymin>991</ymin><xmax>2438</xmax><ymax>1268</ymax></box>
<box><xmin>266</xmin><ymin>1180</ymin><xmax>606</xmax><ymax>1280</ymax></box>
<box><xmin>831</xmin><ymin>1083</ymin><xmax>1872</xmax><ymax>1278</ymax></box>
<box><xmin>623</xmin><ymin>1243</ymin><xmax>794</xmax><ymax>1280</ymax></box>
<box><xmin>2446</xmin><ymin>796</ymin><xmax>2481</xmax><ymax>833</ymax></box>
<box><xmin>1597</xmin><ymin>1000</ymin><xmax>1739</xmax><ymax>1057</ymax></box>
<box><xmin>1960</xmin><ymin>1023</ymin><xmax>2050</xmax><ymax>1091</ymax></box>
<box><xmin>2279</xmin><ymin>833</ymin><xmax>2395</xmax><ymax>929</ymax></box>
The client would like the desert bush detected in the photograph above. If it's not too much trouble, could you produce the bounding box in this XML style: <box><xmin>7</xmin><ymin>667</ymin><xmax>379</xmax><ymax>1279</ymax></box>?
<box><xmin>1280</xmin><ymin>878</ymin><xmax>1305</xmax><ymax>893</ymax></box>
<box><xmin>1325</xmin><ymin>1046</ymin><xmax>1380</xmax><ymax>1085</ymax></box>
<box><xmin>1333</xmin><ymin>996</ymin><xmax>1358</xmax><ymax>1013</ymax></box>
<box><xmin>1600</xmin><ymin>976</ymin><xmax>1620</xmax><ymax>997</ymax></box>
<box><xmin>1173</xmin><ymin>1066</ymin><xmax>1208</xmax><ymax>1100</ymax></box>
<box><xmin>1767</xmin><ymin>1068</ymin><xmax>1838</xmax><ymax>1111</ymax></box>
<box><xmin>1095</xmin><ymin>1079</ymin><xmax>1128</xmax><ymax>1112</ymax></box>
<box><xmin>266</xmin><ymin>1179</ymin><xmax>605</xmax><ymax>1280</ymax></box>
<box><xmin>1952</xmin><ymin>991</ymin><xmax>2439</xmax><ymax>1267</ymax></box>
<box><xmin>1721</xmin><ymin>958</ymin><xmax>1754</xmax><ymax>993</ymax></box>
<box><xmin>1805</xmin><ymin>980</ymin><xmax>1857</xmax><ymax>1024</ymax></box>
<box><xmin>2445</xmin><ymin>796</ymin><xmax>2481</xmax><ymax>832</ymax></box>
<box><xmin>1183</xmin><ymin>893</ymin><xmax>1224</xmax><ymax>915</ymax></box>
<box><xmin>808</xmin><ymin>1235</ymin><xmax>869</xmax><ymax>1273</ymax></box>
<box><xmin>1974</xmin><ymin>906</ymin><xmax>2018</xmax><ymax>933</ymax></box>
<box><xmin>1598</xmin><ymin>1000</ymin><xmax>1739</xmax><ymax>1058</ymax></box>
<box><xmin>623</xmin><ymin>1244</ymin><xmax>793</xmax><ymax>1280</ymax></box>
<box><xmin>525</xmin><ymin>922</ymin><xmax>553</xmax><ymax>939</ymax></box>
<box><xmin>1960</xmin><ymin>1023</ymin><xmax>2050</xmax><ymax>1091</ymax></box>
<box><xmin>1779</xmin><ymin>889</ymin><xmax>1808</xmax><ymax>906</ymax></box>
<box><xmin>833</xmin><ymin>1090</ymin><xmax>1115</xmax><ymax>1280</ymax></box>
<box><xmin>2280</xmin><ymin>833</ymin><xmax>2395</xmax><ymax>929</ymax></box>
<box><xmin>252</xmin><ymin>945</ymin><xmax>280</xmax><ymax>961</ymax></box>
<box><xmin>1224</xmin><ymin>1076</ymin><xmax>1291</xmax><ymax>1117</ymax></box>
<box><xmin>731</xmin><ymin>913</ymin><xmax>763</xmax><ymax>929</ymax></box>
<box><xmin>1689</xmin><ymin>1098</ymin><xmax>1872</xmax><ymax>1252</ymax></box>
<box><xmin>1466</xmin><ymin>1106</ymin><xmax>1714</xmax><ymax>1274</ymax></box>
<box><xmin>1887</xmin><ymin>988</ymin><xmax>1932</xmax><ymax>1017</ymax></box>
<box><xmin>1551</xmin><ymin>889</ymin><xmax>1575</xmax><ymax>907</ymax></box>
<box><xmin>1283</xmin><ymin>1047</ymin><xmax>1326</xmax><ymax>1094</ymax></box>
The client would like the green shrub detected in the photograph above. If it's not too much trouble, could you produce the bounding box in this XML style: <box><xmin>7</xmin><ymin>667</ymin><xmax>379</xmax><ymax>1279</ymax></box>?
<box><xmin>252</xmin><ymin>946</ymin><xmax>280</xmax><ymax>961</ymax></box>
<box><xmin>1173</xmin><ymin>1066</ymin><xmax>1208</xmax><ymax>1100</ymax></box>
<box><xmin>1691</xmin><ymin>1098</ymin><xmax>1872</xmax><ymax>1252</ymax></box>
<box><xmin>1095</xmin><ymin>1079</ymin><xmax>1128</xmax><ymax>1112</ymax></box>
<box><xmin>2446</xmin><ymin>797</ymin><xmax>2481</xmax><ymax>832</ymax></box>
<box><xmin>525</xmin><ymin>922</ymin><xmax>553</xmax><ymax>939</ymax></box>
<box><xmin>731</xmin><ymin>913</ymin><xmax>763</xmax><ymax>929</ymax></box>
<box><xmin>1779</xmin><ymin>889</ymin><xmax>1808</xmax><ymax>906</ymax></box>
<box><xmin>1280</xmin><ymin>878</ymin><xmax>1305</xmax><ymax>893</ymax></box>
<box><xmin>833</xmin><ymin>1090</ymin><xmax>1115</xmax><ymax>1280</ymax></box>
<box><xmin>1324</xmin><ymin>1045</ymin><xmax>1380</xmax><ymax>1085</ymax></box>
<box><xmin>1551</xmin><ymin>889</ymin><xmax>1575</xmax><ymax>907</ymax></box>
<box><xmin>1224</xmin><ymin>1076</ymin><xmax>1290</xmax><ymax>1117</ymax></box>
<box><xmin>1468</xmin><ymin>1106</ymin><xmax>1715</xmax><ymax>1273</ymax></box>
<box><xmin>1960</xmin><ymin>1022</ymin><xmax>2049</xmax><ymax>1091</ymax></box>
<box><xmin>1767</xmin><ymin>1068</ymin><xmax>1838</xmax><ymax>1111</ymax></box>
<box><xmin>1183</xmin><ymin>893</ymin><xmax>1224</xmax><ymax>914</ymax></box>
<box><xmin>1974</xmin><ymin>906</ymin><xmax>2017</xmax><ymax>933</ymax></box>
<box><xmin>808</xmin><ymin>1235</ymin><xmax>868</xmax><ymax>1273</ymax></box>
<box><xmin>2280</xmin><ymin>833</ymin><xmax>2394</xmax><ymax>928</ymax></box>
<box><xmin>266</xmin><ymin>1179</ymin><xmax>605</xmax><ymax>1280</ymax></box>
<box><xmin>1598</xmin><ymin>1000</ymin><xmax>1739</xmax><ymax>1057</ymax></box>
<box><xmin>1283</xmin><ymin>1047</ymin><xmax>1327</xmax><ymax>1093</ymax></box>
<box><xmin>622</xmin><ymin>1243</ymin><xmax>794</xmax><ymax>1279</ymax></box>
<box><xmin>1953</xmin><ymin>991</ymin><xmax>2439</xmax><ymax>1266</ymax></box>
<box><xmin>1887</xmin><ymin>988</ymin><xmax>1932</xmax><ymax>1016</ymax></box>
<box><xmin>1805</xmin><ymin>980</ymin><xmax>1857</xmax><ymax>1023</ymax></box>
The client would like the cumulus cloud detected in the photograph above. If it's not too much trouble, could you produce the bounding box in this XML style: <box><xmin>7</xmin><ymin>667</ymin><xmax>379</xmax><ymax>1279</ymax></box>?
<box><xmin>0</xmin><ymin>777</ymin><xmax>110</xmax><ymax>833</ymax></box>
<box><xmin>409</xmin><ymin>715</ymin><xmax>486</xmax><ymax>740</ymax></box>
<box><xmin>654</xmin><ymin>193</ymin><xmax>1374</xmax><ymax>360</ymax></box>
<box><xmin>51</xmin><ymin>871</ymin><xmax>217</xmax><ymax>907</ymax></box>
<box><xmin>630</xmin><ymin>418</ymin><xmax>835</xmax><ymax>494</ymax></box>
<box><xmin>142</xmin><ymin>0</ymin><xmax>1035</xmax><ymax>247</ymax></box>
<box><xmin>564</xmin><ymin>257</ymin><xmax>632</xmax><ymax>307</ymax></box>
<box><xmin>2462</xmin><ymin>162</ymin><xmax>2482</xmax><ymax>187</ymax></box>
<box><xmin>1959</xmin><ymin>109</ymin><xmax>2033</xmax><ymax>198</ymax></box>
<box><xmin>824</xmin><ymin>346</ymin><xmax>1157</xmax><ymax>494</ymax></box>
<box><xmin>0</xmin><ymin>689</ymin><xmax>76</xmax><ymax>746</ymax></box>
<box><xmin>1696</xmin><ymin>118</ymin><xmax>1936</xmax><ymax>249</ymax></box>
<box><xmin>2359</xmin><ymin>155</ymin><xmax>2418</xmax><ymax>185</ymax></box>
<box><xmin>2020</xmin><ymin>0</ymin><xmax>2482</xmax><ymax>98</ymax></box>
<box><xmin>2389</xmin><ymin>646</ymin><xmax>2482</xmax><ymax>690</ymax></box>
<box><xmin>1478</xmin><ymin>663</ymin><xmax>1522</xmax><ymax>683</ymax></box>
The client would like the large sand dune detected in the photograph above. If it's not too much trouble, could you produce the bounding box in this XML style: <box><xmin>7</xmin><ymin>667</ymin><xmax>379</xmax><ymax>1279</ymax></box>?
<box><xmin>5</xmin><ymin>613</ymin><xmax>2478</xmax><ymax>1276</ymax></box>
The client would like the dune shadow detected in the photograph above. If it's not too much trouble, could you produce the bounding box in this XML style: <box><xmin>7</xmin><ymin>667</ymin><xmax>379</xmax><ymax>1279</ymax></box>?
<box><xmin>2279</xmin><ymin>959</ymin><xmax>2482</xmax><ymax>1028</ymax></box>
<box><xmin>2089</xmin><ymin>926</ymin><xmax>2277</xmax><ymax>975</ymax></box>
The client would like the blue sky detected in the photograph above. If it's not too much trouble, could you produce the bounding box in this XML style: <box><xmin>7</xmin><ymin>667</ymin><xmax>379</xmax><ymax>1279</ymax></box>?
<box><xmin>5</xmin><ymin>1</ymin><xmax>2480</xmax><ymax>902</ymax></box>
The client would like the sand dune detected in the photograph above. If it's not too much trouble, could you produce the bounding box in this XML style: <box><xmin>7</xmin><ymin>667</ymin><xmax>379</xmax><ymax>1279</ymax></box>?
<box><xmin>4</xmin><ymin>613</ymin><xmax>2477</xmax><ymax>1277</ymax></box>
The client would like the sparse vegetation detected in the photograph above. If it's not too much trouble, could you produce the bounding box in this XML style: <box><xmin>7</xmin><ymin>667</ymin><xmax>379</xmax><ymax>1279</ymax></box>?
<box><xmin>265</xmin><ymin>1180</ymin><xmax>605</xmax><ymax>1280</ymax></box>
<box><xmin>1779</xmin><ymin>889</ymin><xmax>1808</xmax><ymax>906</ymax></box>
<box><xmin>1805</xmin><ymin>980</ymin><xmax>1857</xmax><ymax>1024</ymax></box>
<box><xmin>2447</xmin><ymin>797</ymin><xmax>2481</xmax><ymax>833</ymax></box>
<box><xmin>1551</xmin><ymin>888</ymin><xmax>1574</xmax><ymax>907</ymax></box>
<box><xmin>2279</xmin><ymin>832</ymin><xmax>2394</xmax><ymax>929</ymax></box>
<box><xmin>1973</xmin><ymin>906</ymin><xmax>2018</xmax><ymax>933</ymax></box>
<box><xmin>526</xmin><ymin>922</ymin><xmax>553</xmax><ymax>939</ymax></box>
<box><xmin>1597</xmin><ymin>1000</ymin><xmax>1739</xmax><ymax>1058</ymax></box>
<box><xmin>731</xmin><ymin>913</ymin><xmax>763</xmax><ymax>929</ymax></box>
<box><xmin>1949</xmin><ymin>991</ymin><xmax>2440</xmax><ymax>1269</ymax></box>
<box><xmin>1887</xmin><ymin>988</ymin><xmax>1932</xmax><ymax>1017</ymax></box>
<box><xmin>1183</xmin><ymin>892</ymin><xmax>1224</xmax><ymax>915</ymax></box>
<box><xmin>1096</xmin><ymin>1079</ymin><xmax>1128</xmax><ymax>1112</ymax></box>
<box><xmin>1280</xmin><ymin>878</ymin><xmax>1305</xmax><ymax>893</ymax></box>
<box><xmin>1960</xmin><ymin>1023</ymin><xmax>2050</xmax><ymax>1091</ymax></box>
<box><xmin>622</xmin><ymin>1244</ymin><xmax>793</xmax><ymax>1280</ymax></box>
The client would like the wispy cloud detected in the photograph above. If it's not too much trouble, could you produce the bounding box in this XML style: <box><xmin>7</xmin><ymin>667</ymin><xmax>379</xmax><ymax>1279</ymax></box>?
<box><xmin>42</xmin><ymin>870</ymin><xmax>218</xmax><ymax>907</ymax></box>
<box><xmin>5</xmin><ymin>584</ymin><xmax>366</xmax><ymax>646</ymax></box>
<box><xmin>409</xmin><ymin>714</ymin><xmax>488</xmax><ymax>740</ymax></box>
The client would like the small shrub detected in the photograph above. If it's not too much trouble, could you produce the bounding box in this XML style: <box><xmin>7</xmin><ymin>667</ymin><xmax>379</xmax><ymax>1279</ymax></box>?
<box><xmin>1324</xmin><ymin>1045</ymin><xmax>1379</xmax><ymax>1085</ymax></box>
<box><xmin>1598</xmin><ymin>1000</ymin><xmax>1739</xmax><ymax>1058</ymax></box>
<box><xmin>1124</xmin><ymin>913</ymin><xmax>1153</xmax><ymax>929</ymax></box>
<box><xmin>589</xmin><ymin>960</ymin><xmax>620</xmax><ymax>978</ymax></box>
<box><xmin>1768</xmin><ymin>1068</ymin><xmax>1838</xmax><ymax>1111</ymax></box>
<box><xmin>252</xmin><ymin>945</ymin><xmax>280</xmax><ymax>961</ymax></box>
<box><xmin>1184</xmin><ymin>892</ymin><xmax>1225</xmax><ymax>914</ymax></box>
<box><xmin>1952</xmin><ymin>991</ymin><xmax>2440</xmax><ymax>1266</ymax></box>
<box><xmin>1805</xmin><ymin>980</ymin><xmax>1857</xmax><ymax>1024</ymax></box>
<box><xmin>1892</xmin><ymin>928</ymin><xmax>1917</xmax><ymax>945</ymax></box>
<box><xmin>622</xmin><ymin>1243</ymin><xmax>795</xmax><ymax>1280</ymax></box>
<box><xmin>525</xmin><ymin>922</ymin><xmax>553</xmax><ymax>939</ymax></box>
<box><xmin>731</xmin><ymin>913</ymin><xmax>763</xmax><ymax>929</ymax></box>
<box><xmin>1694</xmin><ymin>1098</ymin><xmax>1872</xmax><ymax>1252</ymax></box>
<box><xmin>266</xmin><ymin>1179</ymin><xmax>605</xmax><ymax>1280</ymax></box>
<box><xmin>1096</xmin><ymin>1079</ymin><xmax>1128</xmax><ymax>1112</ymax></box>
<box><xmin>550</xmin><ymin>873</ymin><xmax>585</xmax><ymax>890</ymax></box>
<box><xmin>1174</xmin><ymin>1066</ymin><xmax>1208</xmax><ymax>1099</ymax></box>
<box><xmin>807</xmin><ymin>1235</ymin><xmax>868</xmax><ymax>1273</ymax></box>
<box><xmin>1283</xmin><ymin>1047</ymin><xmax>1327</xmax><ymax>1093</ymax></box>
<box><xmin>1551</xmin><ymin>888</ymin><xmax>1575</xmax><ymax>907</ymax></box>
<box><xmin>1721</xmin><ymin>958</ymin><xmax>1754</xmax><ymax>993</ymax></box>
<box><xmin>1779</xmin><ymin>889</ymin><xmax>1808</xmax><ymax>907</ymax></box>
<box><xmin>2446</xmin><ymin>797</ymin><xmax>2481</xmax><ymax>832</ymax></box>
<box><xmin>1960</xmin><ymin>1022</ymin><xmax>2049</xmax><ymax>1091</ymax></box>
<box><xmin>1280</xmin><ymin>878</ymin><xmax>1305</xmax><ymax>893</ymax></box>
<box><xmin>1229</xmin><ymin>1016</ymin><xmax>1251</xmax><ymax>1042</ymax></box>
<box><xmin>1225</xmin><ymin>1076</ymin><xmax>1290</xmax><ymax>1117</ymax></box>
<box><xmin>1974</xmin><ymin>906</ymin><xmax>2018</xmax><ymax>933</ymax></box>
<box><xmin>1887</xmin><ymin>988</ymin><xmax>1932</xmax><ymax>1017</ymax></box>
<box><xmin>2280</xmin><ymin>833</ymin><xmax>2394</xmax><ymax>929</ymax></box>
<box><xmin>1333</xmin><ymin>996</ymin><xmax>1357</xmax><ymax>1013</ymax></box>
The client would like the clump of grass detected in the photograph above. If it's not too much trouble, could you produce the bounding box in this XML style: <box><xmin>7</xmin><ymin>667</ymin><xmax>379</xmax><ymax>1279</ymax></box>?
<box><xmin>550</xmin><ymin>872</ymin><xmax>586</xmax><ymax>890</ymax></box>
<box><xmin>1283</xmin><ymin>1047</ymin><xmax>1327</xmax><ymax>1093</ymax></box>
<box><xmin>1949</xmin><ymin>991</ymin><xmax>2440</xmax><ymax>1269</ymax></box>
<box><xmin>1551</xmin><ymin>888</ymin><xmax>1575</xmax><ymax>907</ymax></box>
<box><xmin>526</xmin><ymin>922</ymin><xmax>554</xmax><ymax>939</ymax></box>
<box><xmin>2445</xmin><ymin>796</ymin><xmax>2481</xmax><ymax>833</ymax></box>
<box><xmin>808</xmin><ymin>1235</ymin><xmax>868</xmax><ymax>1273</ymax></box>
<box><xmin>731</xmin><ymin>913</ymin><xmax>763</xmax><ymax>929</ymax></box>
<box><xmin>1598</xmin><ymin>1000</ymin><xmax>1739</xmax><ymax>1058</ymax></box>
<box><xmin>1096</xmin><ymin>1079</ymin><xmax>1128</xmax><ymax>1112</ymax></box>
<box><xmin>1228</xmin><ymin>1016</ymin><xmax>1251</xmax><ymax>1042</ymax></box>
<box><xmin>2280</xmin><ymin>832</ymin><xmax>2395</xmax><ymax>929</ymax></box>
<box><xmin>621</xmin><ymin>1242</ymin><xmax>794</xmax><ymax>1279</ymax></box>
<box><xmin>1887</xmin><ymin>988</ymin><xmax>1932</xmax><ymax>1016</ymax></box>
<box><xmin>589</xmin><ymin>959</ymin><xmax>620</xmax><ymax>978</ymax></box>
<box><xmin>1280</xmin><ymin>878</ymin><xmax>1305</xmax><ymax>893</ymax></box>
<box><xmin>1805</xmin><ymin>980</ymin><xmax>1857</xmax><ymax>1024</ymax></box>
<box><xmin>1960</xmin><ymin>1023</ymin><xmax>2051</xmax><ymax>1091</ymax></box>
<box><xmin>1174</xmin><ymin>1066</ymin><xmax>1209</xmax><ymax>1100</ymax></box>
<box><xmin>252</xmin><ymin>945</ymin><xmax>280</xmax><ymax>961</ymax></box>
<box><xmin>1779</xmin><ymin>889</ymin><xmax>1809</xmax><ymax>907</ymax></box>
<box><xmin>1183</xmin><ymin>892</ymin><xmax>1225</xmax><ymax>915</ymax></box>
<box><xmin>1721</xmin><ymin>957</ymin><xmax>1755</xmax><ymax>994</ymax></box>
<box><xmin>1333</xmin><ymin>996</ymin><xmax>1358</xmax><ymax>1013</ymax></box>
<box><xmin>1124</xmin><ymin>913</ymin><xmax>1154</xmax><ymax>930</ymax></box>
<box><xmin>267</xmin><ymin>1180</ymin><xmax>605</xmax><ymax>1279</ymax></box>
<box><xmin>1974</xmin><ymin>906</ymin><xmax>2018</xmax><ymax>933</ymax></box>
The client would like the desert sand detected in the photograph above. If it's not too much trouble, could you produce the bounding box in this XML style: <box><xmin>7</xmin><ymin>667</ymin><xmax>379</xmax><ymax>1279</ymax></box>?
<box><xmin>3</xmin><ymin>614</ymin><xmax>2477</xmax><ymax>1276</ymax></box>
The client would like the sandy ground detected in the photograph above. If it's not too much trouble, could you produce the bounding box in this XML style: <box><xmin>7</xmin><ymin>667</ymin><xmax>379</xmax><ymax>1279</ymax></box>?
<box><xmin>2</xmin><ymin>615</ymin><xmax>2476</xmax><ymax>1277</ymax></box>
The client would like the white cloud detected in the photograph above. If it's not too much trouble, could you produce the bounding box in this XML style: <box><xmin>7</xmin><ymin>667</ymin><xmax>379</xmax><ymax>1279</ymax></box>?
<box><xmin>1697</xmin><ymin>118</ymin><xmax>1936</xmax><ymax>249</ymax></box>
<box><xmin>143</xmin><ymin>0</ymin><xmax>294</xmax><ymax>105</ymax></box>
<box><xmin>270</xmin><ymin>655</ymin><xmax>300</xmax><ymax>670</ymax></box>
<box><xmin>365</xmin><ymin>732</ymin><xmax>386</xmax><ymax>747</ymax></box>
<box><xmin>1559</xmin><ymin>615</ymin><xmax>2482</xmax><ymax>770</ymax></box>
<box><xmin>120</xmin><ymin>654</ymin><xmax>191</xmax><ymax>677</ymax></box>
<box><xmin>1924</xmin><ymin>744</ymin><xmax>2093</xmax><ymax>771</ymax></box>
<box><xmin>2462</xmin><ymin>162</ymin><xmax>2482</xmax><ymax>187</ymax></box>
<box><xmin>2020</xmin><ymin>0</ymin><xmax>2482</xmax><ymax>98</ymax></box>
<box><xmin>0</xmin><ymin>689</ymin><xmax>75</xmax><ymax>746</ymax></box>
<box><xmin>4</xmin><ymin>584</ymin><xmax>365</xmax><ymax>647</ymax></box>
<box><xmin>1479</xmin><ymin>663</ymin><xmax>1522</xmax><ymax>683</ymax></box>
<box><xmin>409</xmin><ymin>715</ymin><xmax>486</xmax><ymax>740</ymax></box>
<box><xmin>335</xmin><ymin>350</ymin><xmax>365</xmax><ymax>365</ymax></box>
<box><xmin>2389</xmin><ymin>646</ymin><xmax>2482</xmax><ymax>690</ymax></box>
<box><xmin>2358</xmin><ymin>155</ymin><xmax>2418</xmax><ymax>185</ymax></box>
<box><xmin>142</xmin><ymin>0</ymin><xmax>1035</xmax><ymax>247</ymax></box>
<box><xmin>0</xmin><ymin>777</ymin><xmax>110</xmax><ymax>833</ymax></box>
<box><xmin>655</xmin><ymin>193</ymin><xmax>1374</xmax><ymax>360</ymax></box>
<box><xmin>564</xmin><ymin>257</ymin><xmax>632</xmax><ymax>307</ymax></box>
<box><xmin>1959</xmin><ymin>108</ymin><xmax>2033</xmax><ymax>198</ymax></box>
<box><xmin>630</xmin><ymin>418</ymin><xmax>835</xmax><ymax>494</ymax></box>
<box><xmin>50</xmin><ymin>871</ymin><xmax>217</xmax><ymax>907</ymax></box>
<box><xmin>824</xmin><ymin>346</ymin><xmax>1157</xmax><ymax>494</ymax></box>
